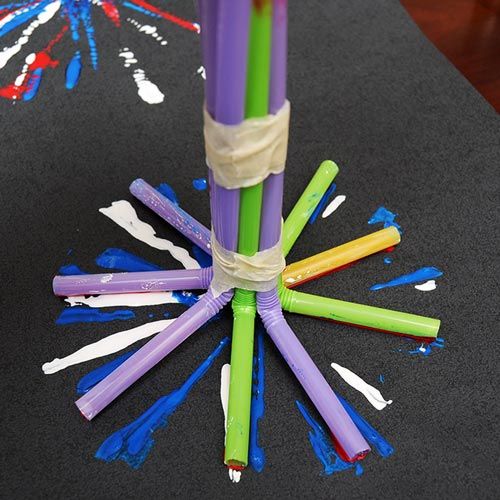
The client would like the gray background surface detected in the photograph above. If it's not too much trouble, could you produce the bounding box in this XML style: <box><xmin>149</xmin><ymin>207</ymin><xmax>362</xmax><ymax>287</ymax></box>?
<box><xmin>1</xmin><ymin>0</ymin><xmax>499</xmax><ymax>498</ymax></box>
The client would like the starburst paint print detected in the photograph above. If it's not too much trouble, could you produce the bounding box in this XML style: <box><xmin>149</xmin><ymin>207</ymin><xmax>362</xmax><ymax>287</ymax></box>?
<box><xmin>0</xmin><ymin>0</ymin><xmax>199</xmax><ymax>102</ymax></box>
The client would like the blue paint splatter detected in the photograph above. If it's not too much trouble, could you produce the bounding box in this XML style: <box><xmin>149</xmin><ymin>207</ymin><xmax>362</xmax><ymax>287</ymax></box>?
<box><xmin>23</xmin><ymin>68</ymin><xmax>43</xmax><ymax>101</ymax></box>
<box><xmin>76</xmin><ymin>350</ymin><xmax>138</xmax><ymax>395</ymax></box>
<box><xmin>148</xmin><ymin>313</ymin><xmax>154</xmax><ymax>318</ymax></box>
<box><xmin>309</xmin><ymin>183</ymin><xmax>336</xmax><ymax>224</ymax></box>
<box><xmin>95</xmin><ymin>337</ymin><xmax>230</xmax><ymax>469</ymax></box>
<box><xmin>56</xmin><ymin>306</ymin><xmax>135</xmax><ymax>325</ymax></box>
<box><xmin>0</xmin><ymin>0</ymin><xmax>53</xmax><ymax>37</ymax></box>
<box><xmin>337</xmin><ymin>395</ymin><xmax>394</xmax><ymax>458</ymax></box>
<box><xmin>163</xmin><ymin>312</ymin><xmax>171</xmax><ymax>319</ymax></box>
<box><xmin>122</xmin><ymin>1</ymin><xmax>162</xmax><ymax>18</ymax></box>
<box><xmin>249</xmin><ymin>327</ymin><xmax>265</xmax><ymax>472</ymax></box>
<box><xmin>368</xmin><ymin>206</ymin><xmax>402</xmax><ymax>234</ymax></box>
<box><xmin>67</xmin><ymin>249</ymin><xmax>74</xmax><ymax>256</ymax></box>
<box><xmin>172</xmin><ymin>291</ymin><xmax>199</xmax><ymax>308</ymax></box>
<box><xmin>406</xmin><ymin>337</ymin><xmax>445</xmax><ymax>357</ymax></box>
<box><xmin>384</xmin><ymin>257</ymin><xmax>393</xmax><ymax>265</ymax></box>
<box><xmin>370</xmin><ymin>266</ymin><xmax>443</xmax><ymax>291</ymax></box>
<box><xmin>65</xmin><ymin>50</ymin><xmax>82</xmax><ymax>90</ymax></box>
<box><xmin>156</xmin><ymin>183</ymin><xmax>179</xmax><ymax>205</ymax></box>
<box><xmin>191</xmin><ymin>245</ymin><xmax>212</xmax><ymax>268</ymax></box>
<box><xmin>95</xmin><ymin>248</ymin><xmax>162</xmax><ymax>272</ymax></box>
<box><xmin>192</xmin><ymin>178</ymin><xmax>207</xmax><ymax>191</ymax></box>
<box><xmin>58</xmin><ymin>264</ymin><xmax>87</xmax><ymax>275</ymax></box>
<box><xmin>379</xmin><ymin>374</ymin><xmax>385</xmax><ymax>383</ymax></box>
<box><xmin>295</xmin><ymin>401</ymin><xmax>361</xmax><ymax>476</ymax></box>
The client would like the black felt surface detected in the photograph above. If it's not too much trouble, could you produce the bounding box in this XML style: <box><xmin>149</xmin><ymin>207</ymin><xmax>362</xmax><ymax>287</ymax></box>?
<box><xmin>1</xmin><ymin>0</ymin><xmax>499</xmax><ymax>498</ymax></box>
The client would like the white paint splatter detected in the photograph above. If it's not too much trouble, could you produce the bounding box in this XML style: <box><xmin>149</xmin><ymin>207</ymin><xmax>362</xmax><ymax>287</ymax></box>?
<box><xmin>228</xmin><ymin>468</ymin><xmax>241</xmax><ymax>483</ymax></box>
<box><xmin>126</xmin><ymin>18</ymin><xmax>168</xmax><ymax>45</ymax></box>
<box><xmin>330</xmin><ymin>362</ymin><xmax>393</xmax><ymax>411</ymax></box>
<box><xmin>415</xmin><ymin>280</ymin><xmax>437</xmax><ymax>291</ymax></box>
<box><xmin>197</xmin><ymin>65</ymin><xmax>206</xmax><ymax>80</ymax></box>
<box><xmin>322</xmin><ymin>195</ymin><xmax>346</xmax><ymax>219</ymax></box>
<box><xmin>99</xmin><ymin>200</ymin><xmax>199</xmax><ymax>269</ymax></box>
<box><xmin>220</xmin><ymin>364</ymin><xmax>230</xmax><ymax>442</ymax></box>
<box><xmin>0</xmin><ymin>1</ymin><xmax>60</xmax><ymax>70</ymax></box>
<box><xmin>118</xmin><ymin>48</ymin><xmax>165</xmax><ymax>104</ymax></box>
<box><xmin>64</xmin><ymin>291</ymin><xmax>181</xmax><ymax>308</ymax></box>
<box><xmin>42</xmin><ymin>319</ymin><xmax>175</xmax><ymax>374</ymax></box>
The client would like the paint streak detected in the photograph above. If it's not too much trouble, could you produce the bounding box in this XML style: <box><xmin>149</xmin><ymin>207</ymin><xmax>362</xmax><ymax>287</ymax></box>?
<box><xmin>118</xmin><ymin>48</ymin><xmax>164</xmax><ymax>104</ymax></box>
<box><xmin>192</xmin><ymin>178</ymin><xmax>207</xmax><ymax>191</ymax></box>
<box><xmin>99</xmin><ymin>200</ymin><xmax>198</xmax><ymax>269</ymax></box>
<box><xmin>100</xmin><ymin>0</ymin><xmax>120</xmax><ymax>26</ymax></box>
<box><xmin>126</xmin><ymin>17</ymin><xmax>167</xmax><ymax>45</ymax></box>
<box><xmin>42</xmin><ymin>319</ymin><xmax>175</xmax><ymax>374</ymax></box>
<box><xmin>64</xmin><ymin>291</ymin><xmax>181</xmax><ymax>308</ymax></box>
<box><xmin>95</xmin><ymin>337</ymin><xmax>230</xmax><ymax>469</ymax></box>
<box><xmin>384</xmin><ymin>256</ymin><xmax>393</xmax><ymax>265</ymax></box>
<box><xmin>122</xmin><ymin>1</ymin><xmax>161</xmax><ymax>19</ymax></box>
<box><xmin>0</xmin><ymin>0</ymin><xmax>60</xmax><ymax>70</ymax></box>
<box><xmin>58</xmin><ymin>264</ymin><xmax>87</xmax><ymax>275</ymax></box>
<box><xmin>196</xmin><ymin>65</ymin><xmax>206</xmax><ymax>79</ymax></box>
<box><xmin>309</xmin><ymin>183</ymin><xmax>336</xmax><ymax>224</ymax></box>
<box><xmin>80</xmin><ymin>0</ymin><xmax>98</xmax><ymax>69</ymax></box>
<box><xmin>249</xmin><ymin>327</ymin><xmax>265</xmax><ymax>473</ymax></box>
<box><xmin>56</xmin><ymin>306</ymin><xmax>135</xmax><ymax>324</ymax></box>
<box><xmin>191</xmin><ymin>245</ymin><xmax>212</xmax><ymax>268</ymax></box>
<box><xmin>65</xmin><ymin>50</ymin><xmax>81</xmax><ymax>89</ymax></box>
<box><xmin>331</xmin><ymin>362</ymin><xmax>393</xmax><ymax>411</ymax></box>
<box><xmin>124</xmin><ymin>0</ymin><xmax>198</xmax><ymax>32</ymax></box>
<box><xmin>22</xmin><ymin>66</ymin><xmax>42</xmax><ymax>100</ymax></box>
<box><xmin>405</xmin><ymin>337</ymin><xmax>445</xmax><ymax>357</ymax></box>
<box><xmin>76</xmin><ymin>349</ymin><xmax>137</xmax><ymax>394</ymax></box>
<box><xmin>337</xmin><ymin>394</ymin><xmax>394</xmax><ymax>458</ymax></box>
<box><xmin>220</xmin><ymin>364</ymin><xmax>230</xmax><ymax>441</ymax></box>
<box><xmin>322</xmin><ymin>195</ymin><xmax>346</xmax><ymax>219</ymax></box>
<box><xmin>379</xmin><ymin>374</ymin><xmax>385</xmax><ymax>383</ymax></box>
<box><xmin>415</xmin><ymin>280</ymin><xmax>437</xmax><ymax>291</ymax></box>
<box><xmin>95</xmin><ymin>247</ymin><xmax>162</xmax><ymax>272</ymax></box>
<box><xmin>368</xmin><ymin>206</ymin><xmax>402</xmax><ymax>234</ymax></box>
<box><xmin>156</xmin><ymin>182</ymin><xmax>179</xmax><ymax>205</ymax></box>
<box><xmin>370</xmin><ymin>266</ymin><xmax>443</xmax><ymax>291</ymax></box>
<box><xmin>296</xmin><ymin>401</ymin><xmax>362</xmax><ymax>476</ymax></box>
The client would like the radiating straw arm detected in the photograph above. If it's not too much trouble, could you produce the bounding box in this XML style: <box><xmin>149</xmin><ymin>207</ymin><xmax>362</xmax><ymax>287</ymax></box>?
<box><xmin>75</xmin><ymin>289</ymin><xmax>233</xmax><ymax>420</ymax></box>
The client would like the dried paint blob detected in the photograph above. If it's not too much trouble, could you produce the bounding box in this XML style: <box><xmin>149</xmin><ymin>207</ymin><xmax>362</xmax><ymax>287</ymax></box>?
<box><xmin>415</xmin><ymin>280</ymin><xmax>437</xmax><ymax>291</ymax></box>
<box><xmin>192</xmin><ymin>178</ymin><xmax>207</xmax><ymax>191</ymax></box>
<box><xmin>118</xmin><ymin>48</ymin><xmax>164</xmax><ymax>104</ymax></box>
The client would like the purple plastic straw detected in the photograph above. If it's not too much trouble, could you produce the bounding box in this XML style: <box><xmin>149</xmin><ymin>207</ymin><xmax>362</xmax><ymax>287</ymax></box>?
<box><xmin>76</xmin><ymin>288</ymin><xmax>232</xmax><ymax>420</ymax></box>
<box><xmin>209</xmin><ymin>0</ymin><xmax>251</xmax><ymax>251</ymax></box>
<box><xmin>256</xmin><ymin>0</ymin><xmax>370</xmax><ymax>461</ymax></box>
<box><xmin>130</xmin><ymin>179</ymin><xmax>211</xmax><ymax>253</ymax></box>
<box><xmin>53</xmin><ymin>269</ymin><xmax>212</xmax><ymax>296</ymax></box>
<box><xmin>198</xmin><ymin>0</ymin><xmax>218</xmax><ymax>118</ymax></box>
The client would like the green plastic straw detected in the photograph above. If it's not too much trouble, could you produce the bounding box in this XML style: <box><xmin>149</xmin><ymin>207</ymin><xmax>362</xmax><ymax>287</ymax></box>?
<box><xmin>282</xmin><ymin>160</ymin><xmax>339</xmax><ymax>257</ymax></box>
<box><xmin>279</xmin><ymin>283</ymin><xmax>440</xmax><ymax>338</ymax></box>
<box><xmin>225</xmin><ymin>0</ymin><xmax>273</xmax><ymax>467</ymax></box>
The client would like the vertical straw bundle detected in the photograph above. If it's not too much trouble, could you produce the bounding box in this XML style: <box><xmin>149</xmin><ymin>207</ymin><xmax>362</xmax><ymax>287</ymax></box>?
<box><xmin>61</xmin><ymin>0</ymin><xmax>441</xmax><ymax>471</ymax></box>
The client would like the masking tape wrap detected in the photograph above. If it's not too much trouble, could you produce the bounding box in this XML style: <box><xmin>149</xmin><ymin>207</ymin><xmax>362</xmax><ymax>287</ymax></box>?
<box><xmin>210</xmin><ymin>230</ymin><xmax>286</xmax><ymax>297</ymax></box>
<box><xmin>204</xmin><ymin>100</ymin><xmax>291</xmax><ymax>189</ymax></box>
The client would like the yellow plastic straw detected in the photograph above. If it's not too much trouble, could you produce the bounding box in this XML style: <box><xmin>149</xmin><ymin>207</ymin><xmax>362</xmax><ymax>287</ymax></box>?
<box><xmin>282</xmin><ymin>226</ymin><xmax>401</xmax><ymax>286</ymax></box>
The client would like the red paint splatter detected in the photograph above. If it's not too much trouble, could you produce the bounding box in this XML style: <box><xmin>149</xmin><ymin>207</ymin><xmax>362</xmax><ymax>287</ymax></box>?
<box><xmin>100</xmin><ymin>0</ymin><xmax>120</xmax><ymax>27</ymax></box>
<box><xmin>0</xmin><ymin>24</ymin><xmax>68</xmax><ymax>100</ymax></box>
<box><xmin>384</xmin><ymin>246</ymin><xmax>396</xmax><ymax>253</ymax></box>
<box><xmin>128</xmin><ymin>0</ymin><xmax>198</xmax><ymax>32</ymax></box>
